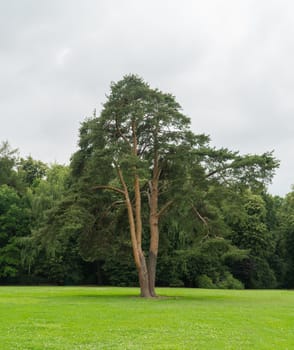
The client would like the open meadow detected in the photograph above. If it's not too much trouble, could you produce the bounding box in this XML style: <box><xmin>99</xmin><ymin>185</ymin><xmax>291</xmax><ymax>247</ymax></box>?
<box><xmin>0</xmin><ymin>286</ymin><xmax>293</xmax><ymax>349</ymax></box>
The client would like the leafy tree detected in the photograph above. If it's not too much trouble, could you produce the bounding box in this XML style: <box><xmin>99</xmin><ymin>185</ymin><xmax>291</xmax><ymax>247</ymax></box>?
<box><xmin>18</xmin><ymin>156</ymin><xmax>47</xmax><ymax>187</ymax></box>
<box><xmin>27</xmin><ymin>164</ymin><xmax>70</xmax><ymax>227</ymax></box>
<box><xmin>261</xmin><ymin>193</ymin><xmax>286</xmax><ymax>287</ymax></box>
<box><xmin>277</xmin><ymin>187</ymin><xmax>294</xmax><ymax>287</ymax></box>
<box><xmin>0</xmin><ymin>141</ymin><xmax>19</xmax><ymax>189</ymax></box>
<box><xmin>20</xmin><ymin>164</ymin><xmax>87</xmax><ymax>284</ymax></box>
<box><xmin>0</xmin><ymin>185</ymin><xmax>31</xmax><ymax>282</ymax></box>
<box><xmin>226</xmin><ymin>192</ymin><xmax>277</xmax><ymax>288</ymax></box>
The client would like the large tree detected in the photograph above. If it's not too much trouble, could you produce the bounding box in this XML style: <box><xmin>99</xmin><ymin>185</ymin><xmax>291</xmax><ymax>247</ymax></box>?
<box><xmin>72</xmin><ymin>75</ymin><xmax>199</xmax><ymax>296</ymax></box>
<box><xmin>71</xmin><ymin>75</ymin><xmax>278</xmax><ymax>297</ymax></box>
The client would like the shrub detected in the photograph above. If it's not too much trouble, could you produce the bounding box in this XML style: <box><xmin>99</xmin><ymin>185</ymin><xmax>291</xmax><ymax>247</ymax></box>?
<box><xmin>217</xmin><ymin>272</ymin><xmax>244</xmax><ymax>289</ymax></box>
<box><xmin>196</xmin><ymin>275</ymin><xmax>216</xmax><ymax>289</ymax></box>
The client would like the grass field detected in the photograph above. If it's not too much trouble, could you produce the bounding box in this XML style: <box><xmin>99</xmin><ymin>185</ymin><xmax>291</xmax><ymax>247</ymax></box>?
<box><xmin>0</xmin><ymin>287</ymin><xmax>293</xmax><ymax>349</ymax></box>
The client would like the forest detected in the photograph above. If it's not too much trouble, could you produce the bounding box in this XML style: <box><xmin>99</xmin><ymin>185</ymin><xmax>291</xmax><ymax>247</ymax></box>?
<box><xmin>1</xmin><ymin>75</ymin><xmax>294</xmax><ymax>293</ymax></box>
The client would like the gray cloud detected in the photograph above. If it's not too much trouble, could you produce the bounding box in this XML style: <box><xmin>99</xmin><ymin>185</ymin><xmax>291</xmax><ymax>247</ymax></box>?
<box><xmin>0</xmin><ymin>0</ymin><xmax>293</xmax><ymax>195</ymax></box>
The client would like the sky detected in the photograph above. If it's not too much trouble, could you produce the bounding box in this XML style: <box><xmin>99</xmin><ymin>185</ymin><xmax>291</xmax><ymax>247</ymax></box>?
<box><xmin>0</xmin><ymin>0</ymin><xmax>293</xmax><ymax>196</ymax></box>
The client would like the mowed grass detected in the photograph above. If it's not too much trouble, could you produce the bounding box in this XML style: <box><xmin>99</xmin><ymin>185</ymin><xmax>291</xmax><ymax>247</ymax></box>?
<box><xmin>0</xmin><ymin>287</ymin><xmax>293</xmax><ymax>350</ymax></box>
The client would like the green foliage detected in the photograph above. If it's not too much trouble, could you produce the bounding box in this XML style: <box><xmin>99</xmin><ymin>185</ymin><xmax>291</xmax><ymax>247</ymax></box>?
<box><xmin>102</xmin><ymin>247</ymin><xmax>138</xmax><ymax>287</ymax></box>
<box><xmin>18</xmin><ymin>156</ymin><xmax>47</xmax><ymax>186</ymax></box>
<box><xmin>0</xmin><ymin>141</ymin><xmax>19</xmax><ymax>188</ymax></box>
<box><xmin>225</xmin><ymin>191</ymin><xmax>278</xmax><ymax>288</ymax></box>
<box><xmin>217</xmin><ymin>272</ymin><xmax>244</xmax><ymax>289</ymax></box>
<box><xmin>196</xmin><ymin>273</ymin><xmax>244</xmax><ymax>290</ymax></box>
<box><xmin>0</xmin><ymin>185</ymin><xmax>31</xmax><ymax>281</ymax></box>
<box><xmin>249</xmin><ymin>257</ymin><xmax>277</xmax><ymax>289</ymax></box>
<box><xmin>196</xmin><ymin>275</ymin><xmax>216</xmax><ymax>289</ymax></box>
<box><xmin>179</xmin><ymin>239</ymin><xmax>247</xmax><ymax>288</ymax></box>
<box><xmin>276</xmin><ymin>188</ymin><xmax>294</xmax><ymax>287</ymax></box>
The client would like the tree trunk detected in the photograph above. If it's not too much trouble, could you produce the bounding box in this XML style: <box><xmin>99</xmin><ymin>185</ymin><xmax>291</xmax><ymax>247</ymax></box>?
<box><xmin>130</xmin><ymin>122</ymin><xmax>153</xmax><ymax>297</ymax></box>
<box><xmin>126</xmin><ymin>193</ymin><xmax>151</xmax><ymax>298</ymax></box>
<box><xmin>148</xmin><ymin>176</ymin><xmax>159</xmax><ymax>297</ymax></box>
<box><xmin>117</xmin><ymin>166</ymin><xmax>152</xmax><ymax>297</ymax></box>
<box><xmin>138</xmin><ymin>250</ymin><xmax>152</xmax><ymax>297</ymax></box>
<box><xmin>148</xmin><ymin>223</ymin><xmax>159</xmax><ymax>297</ymax></box>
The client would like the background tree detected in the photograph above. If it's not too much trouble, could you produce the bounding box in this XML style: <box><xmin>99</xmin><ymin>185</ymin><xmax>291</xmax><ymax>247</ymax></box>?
<box><xmin>225</xmin><ymin>191</ymin><xmax>277</xmax><ymax>288</ymax></box>
<box><xmin>21</xmin><ymin>163</ymin><xmax>95</xmax><ymax>284</ymax></box>
<box><xmin>0</xmin><ymin>141</ymin><xmax>19</xmax><ymax>189</ymax></box>
<box><xmin>0</xmin><ymin>185</ymin><xmax>31</xmax><ymax>282</ymax></box>
<box><xmin>277</xmin><ymin>187</ymin><xmax>294</xmax><ymax>287</ymax></box>
<box><xmin>18</xmin><ymin>156</ymin><xmax>47</xmax><ymax>187</ymax></box>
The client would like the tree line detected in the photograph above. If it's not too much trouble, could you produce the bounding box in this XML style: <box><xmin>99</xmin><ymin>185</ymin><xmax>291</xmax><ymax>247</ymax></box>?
<box><xmin>1</xmin><ymin>75</ymin><xmax>294</xmax><ymax>296</ymax></box>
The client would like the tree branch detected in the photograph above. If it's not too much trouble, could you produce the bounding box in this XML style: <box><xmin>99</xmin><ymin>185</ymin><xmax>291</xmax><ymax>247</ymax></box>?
<box><xmin>145</xmin><ymin>190</ymin><xmax>151</xmax><ymax>207</ymax></box>
<box><xmin>93</xmin><ymin>185</ymin><xmax>125</xmax><ymax>196</ymax></box>
<box><xmin>206</xmin><ymin>169</ymin><xmax>220</xmax><ymax>178</ymax></box>
<box><xmin>157</xmin><ymin>200</ymin><xmax>174</xmax><ymax>218</ymax></box>
<box><xmin>191</xmin><ymin>205</ymin><xmax>209</xmax><ymax>227</ymax></box>
<box><xmin>206</xmin><ymin>165</ymin><xmax>229</xmax><ymax>178</ymax></box>
<box><xmin>99</xmin><ymin>200</ymin><xmax>125</xmax><ymax>221</ymax></box>
<box><xmin>155</xmin><ymin>167</ymin><xmax>162</xmax><ymax>181</ymax></box>
<box><xmin>115</xmin><ymin>117</ymin><xmax>131</xmax><ymax>147</ymax></box>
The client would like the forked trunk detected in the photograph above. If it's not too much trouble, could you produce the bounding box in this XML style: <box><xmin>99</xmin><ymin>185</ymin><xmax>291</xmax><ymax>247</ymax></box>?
<box><xmin>138</xmin><ymin>250</ymin><xmax>152</xmax><ymax>298</ymax></box>
<box><xmin>118</xmin><ymin>166</ymin><xmax>153</xmax><ymax>298</ymax></box>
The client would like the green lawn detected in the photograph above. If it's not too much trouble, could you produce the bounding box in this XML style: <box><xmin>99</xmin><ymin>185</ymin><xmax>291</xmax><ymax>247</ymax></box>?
<box><xmin>0</xmin><ymin>287</ymin><xmax>293</xmax><ymax>349</ymax></box>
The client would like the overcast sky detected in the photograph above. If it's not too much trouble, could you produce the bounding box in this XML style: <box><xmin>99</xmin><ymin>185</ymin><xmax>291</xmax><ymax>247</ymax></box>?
<box><xmin>1</xmin><ymin>0</ymin><xmax>293</xmax><ymax>196</ymax></box>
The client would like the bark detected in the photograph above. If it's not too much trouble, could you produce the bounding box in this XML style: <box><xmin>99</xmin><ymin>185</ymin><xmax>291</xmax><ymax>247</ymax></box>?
<box><xmin>125</xmin><ymin>185</ymin><xmax>151</xmax><ymax>297</ymax></box>
<box><xmin>148</xmin><ymin>157</ymin><xmax>160</xmax><ymax>297</ymax></box>
<box><xmin>131</xmin><ymin>121</ymin><xmax>151</xmax><ymax>296</ymax></box>
<box><xmin>148</xmin><ymin>200</ymin><xmax>173</xmax><ymax>296</ymax></box>
<box><xmin>148</xmin><ymin>222</ymin><xmax>159</xmax><ymax>297</ymax></box>
<box><xmin>134</xmin><ymin>173</ymin><xmax>150</xmax><ymax>296</ymax></box>
<box><xmin>134</xmin><ymin>175</ymin><xmax>142</xmax><ymax>247</ymax></box>
<box><xmin>117</xmin><ymin>166</ymin><xmax>152</xmax><ymax>298</ymax></box>
<box><xmin>138</xmin><ymin>249</ymin><xmax>151</xmax><ymax>297</ymax></box>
